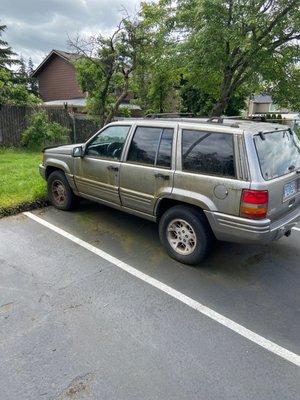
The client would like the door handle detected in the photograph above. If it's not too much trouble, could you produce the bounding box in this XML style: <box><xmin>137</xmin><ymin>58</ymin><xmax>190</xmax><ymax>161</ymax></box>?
<box><xmin>107</xmin><ymin>165</ymin><xmax>119</xmax><ymax>172</ymax></box>
<box><xmin>154</xmin><ymin>173</ymin><xmax>170</xmax><ymax>180</ymax></box>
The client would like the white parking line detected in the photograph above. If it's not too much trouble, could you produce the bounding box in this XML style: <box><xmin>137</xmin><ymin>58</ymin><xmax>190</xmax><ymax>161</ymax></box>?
<box><xmin>292</xmin><ymin>226</ymin><xmax>300</xmax><ymax>232</ymax></box>
<box><xmin>24</xmin><ymin>211</ymin><xmax>300</xmax><ymax>367</ymax></box>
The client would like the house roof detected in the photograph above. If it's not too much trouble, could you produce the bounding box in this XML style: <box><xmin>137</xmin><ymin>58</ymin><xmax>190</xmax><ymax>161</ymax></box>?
<box><xmin>43</xmin><ymin>98</ymin><xmax>86</xmax><ymax>107</ymax></box>
<box><xmin>31</xmin><ymin>49</ymin><xmax>81</xmax><ymax>77</ymax></box>
<box><xmin>43</xmin><ymin>98</ymin><xmax>142</xmax><ymax>110</ymax></box>
<box><xmin>251</xmin><ymin>94</ymin><xmax>273</xmax><ymax>104</ymax></box>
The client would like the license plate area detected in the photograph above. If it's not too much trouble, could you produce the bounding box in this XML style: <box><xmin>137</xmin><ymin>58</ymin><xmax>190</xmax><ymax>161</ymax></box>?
<box><xmin>283</xmin><ymin>180</ymin><xmax>297</xmax><ymax>201</ymax></box>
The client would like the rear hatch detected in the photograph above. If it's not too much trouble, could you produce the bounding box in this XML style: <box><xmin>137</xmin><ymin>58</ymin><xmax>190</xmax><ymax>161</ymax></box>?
<box><xmin>253</xmin><ymin>128</ymin><xmax>300</xmax><ymax>221</ymax></box>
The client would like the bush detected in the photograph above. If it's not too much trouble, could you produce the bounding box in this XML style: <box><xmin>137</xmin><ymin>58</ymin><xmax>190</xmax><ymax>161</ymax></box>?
<box><xmin>21</xmin><ymin>110</ymin><xmax>70</xmax><ymax>150</ymax></box>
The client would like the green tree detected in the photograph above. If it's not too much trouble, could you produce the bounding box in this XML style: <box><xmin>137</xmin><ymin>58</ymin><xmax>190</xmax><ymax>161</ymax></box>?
<box><xmin>72</xmin><ymin>2</ymin><xmax>300</xmax><ymax>118</ymax></box>
<box><xmin>0</xmin><ymin>67</ymin><xmax>40</xmax><ymax>105</ymax></box>
<box><xmin>0</xmin><ymin>24</ymin><xmax>18</xmax><ymax>69</ymax></box>
<box><xmin>176</xmin><ymin>0</ymin><xmax>300</xmax><ymax>115</ymax></box>
<box><xmin>134</xmin><ymin>2</ymin><xmax>181</xmax><ymax>114</ymax></box>
<box><xmin>14</xmin><ymin>56</ymin><xmax>28</xmax><ymax>85</ymax></box>
<box><xmin>265</xmin><ymin>63</ymin><xmax>300</xmax><ymax>112</ymax></box>
<box><xmin>27</xmin><ymin>57</ymin><xmax>38</xmax><ymax>94</ymax></box>
<box><xmin>180</xmin><ymin>80</ymin><xmax>247</xmax><ymax>116</ymax></box>
<box><xmin>0</xmin><ymin>25</ymin><xmax>40</xmax><ymax>105</ymax></box>
<box><xmin>71</xmin><ymin>18</ymin><xmax>145</xmax><ymax>126</ymax></box>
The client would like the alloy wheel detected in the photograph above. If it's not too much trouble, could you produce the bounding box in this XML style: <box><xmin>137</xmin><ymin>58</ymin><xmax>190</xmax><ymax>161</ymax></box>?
<box><xmin>166</xmin><ymin>218</ymin><xmax>197</xmax><ymax>255</ymax></box>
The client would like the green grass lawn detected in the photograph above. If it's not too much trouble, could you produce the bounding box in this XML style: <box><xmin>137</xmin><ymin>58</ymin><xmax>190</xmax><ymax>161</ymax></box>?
<box><xmin>0</xmin><ymin>149</ymin><xmax>47</xmax><ymax>216</ymax></box>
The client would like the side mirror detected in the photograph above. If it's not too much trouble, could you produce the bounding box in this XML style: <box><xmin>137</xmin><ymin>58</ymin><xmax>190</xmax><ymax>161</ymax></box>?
<box><xmin>72</xmin><ymin>146</ymin><xmax>84</xmax><ymax>157</ymax></box>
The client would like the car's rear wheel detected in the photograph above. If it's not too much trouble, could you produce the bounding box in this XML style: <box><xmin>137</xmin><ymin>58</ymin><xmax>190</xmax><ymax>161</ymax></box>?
<box><xmin>159</xmin><ymin>205</ymin><xmax>214</xmax><ymax>265</ymax></box>
<box><xmin>47</xmin><ymin>170</ymin><xmax>75</xmax><ymax>211</ymax></box>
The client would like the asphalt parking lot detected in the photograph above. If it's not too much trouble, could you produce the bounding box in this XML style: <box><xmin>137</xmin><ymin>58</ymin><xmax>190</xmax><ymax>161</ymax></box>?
<box><xmin>0</xmin><ymin>201</ymin><xmax>299</xmax><ymax>399</ymax></box>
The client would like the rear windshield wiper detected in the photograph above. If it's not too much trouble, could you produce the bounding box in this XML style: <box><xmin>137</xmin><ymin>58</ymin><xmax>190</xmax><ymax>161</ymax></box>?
<box><xmin>258</xmin><ymin>131</ymin><xmax>265</xmax><ymax>140</ymax></box>
<box><xmin>288</xmin><ymin>165</ymin><xmax>300</xmax><ymax>173</ymax></box>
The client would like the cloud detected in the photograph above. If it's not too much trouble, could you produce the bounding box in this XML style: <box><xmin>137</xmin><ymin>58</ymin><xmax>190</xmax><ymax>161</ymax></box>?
<box><xmin>0</xmin><ymin>0</ymin><xmax>141</xmax><ymax>66</ymax></box>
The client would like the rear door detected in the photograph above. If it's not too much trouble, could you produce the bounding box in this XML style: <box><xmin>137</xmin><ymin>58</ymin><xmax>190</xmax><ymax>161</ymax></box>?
<box><xmin>119</xmin><ymin>125</ymin><xmax>175</xmax><ymax>215</ymax></box>
<box><xmin>73</xmin><ymin>125</ymin><xmax>131</xmax><ymax>205</ymax></box>
<box><xmin>250</xmin><ymin>129</ymin><xmax>300</xmax><ymax>221</ymax></box>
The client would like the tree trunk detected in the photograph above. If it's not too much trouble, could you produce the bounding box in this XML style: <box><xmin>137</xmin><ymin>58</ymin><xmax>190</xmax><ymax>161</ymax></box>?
<box><xmin>210</xmin><ymin>97</ymin><xmax>228</xmax><ymax>116</ymax></box>
<box><xmin>159</xmin><ymin>85</ymin><xmax>164</xmax><ymax>113</ymax></box>
<box><xmin>211</xmin><ymin>70</ymin><xmax>233</xmax><ymax>116</ymax></box>
<box><xmin>99</xmin><ymin>101</ymin><xmax>106</xmax><ymax>127</ymax></box>
<box><xmin>99</xmin><ymin>75</ymin><xmax>113</xmax><ymax>127</ymax></box>
<box><xmin>211</xmin><ymin>60</ymin><xmax>249</xmax><ymax>117</ymax></box>
<box><xmin>104</xmin><ymin>71</ymin><xmax>130</xmax><ymax>125</ymax></box>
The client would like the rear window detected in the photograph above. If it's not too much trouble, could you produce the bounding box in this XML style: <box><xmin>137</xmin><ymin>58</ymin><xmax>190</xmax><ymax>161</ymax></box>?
<box><xmin>182</xmin><ymin>130</ymin><xmax>235</xmax><ymax>177</ymax></box>
<box><xmin>254</xmin><ymin>130</ymin><xmax>300</xmax><ymax>180</ymax></box>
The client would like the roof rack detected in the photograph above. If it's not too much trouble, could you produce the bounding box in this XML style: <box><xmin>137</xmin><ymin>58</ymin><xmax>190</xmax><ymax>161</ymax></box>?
<box><xmin>145</xmin><ymin>112</ymin><xmax>195</xmax><ymax>119</ymax></box>
<box><xmin>207</xmin><ymin>116</ymin><xmax>224</xmax><ymax>123</ymax></box>
<box><xmin>145</xmin><ymin>113</ymin><xmax>228</xmax><ymax>123</ymax></box>
<box><xmin>144</xmin><ymin>113</ymin><xmax>241</xmax><ymax>127</ymax></box>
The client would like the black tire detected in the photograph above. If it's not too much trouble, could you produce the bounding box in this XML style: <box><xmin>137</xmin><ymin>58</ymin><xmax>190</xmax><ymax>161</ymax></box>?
<box><xmin>47</xmin><ymin>170</ymin><xmax>75</xmax><ymax>211</ymax></box>
<box><xmin>159</xmin><ymin>205</ymin><xmax>214</xmax><ymax>265</ymax></box>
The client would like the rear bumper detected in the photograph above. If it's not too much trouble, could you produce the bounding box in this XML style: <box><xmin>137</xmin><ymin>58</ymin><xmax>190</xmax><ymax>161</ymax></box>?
<box><xmin>205</xmin><ymin>207</ymin><xmax>300</xmax><ymax>243</ymax></box>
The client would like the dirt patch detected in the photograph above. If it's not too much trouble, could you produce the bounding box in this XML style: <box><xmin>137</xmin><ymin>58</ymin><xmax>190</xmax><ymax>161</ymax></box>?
<box><xmin>0</xmin><ymin>302</ymin><xmax>14</xmax><ymax>314</ymax></box>
<box><xmin>243</xmin><ymin>252</ymin><xmax>265</xmax><ymax>267</ymax></box>
<box><xmin>55</xmin><ymin>372</ymin><xmax>95</xmax><ymax>399</ymax></box>
<box><xmin>0</xmin><ymin>199</ymin><xmax>49</xmax><ymax>218</ymax></box>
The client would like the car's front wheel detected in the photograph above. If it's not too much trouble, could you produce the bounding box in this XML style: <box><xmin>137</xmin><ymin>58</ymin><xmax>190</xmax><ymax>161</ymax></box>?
<box><xmin>159</xmin><ymin>205</ymin><xmax>214</xmax><ymax>265</ymax></box>
<box><xmin>47</xmin><ymin>170</ymin><xmax>75</xmax><ymax>211</ymax></box>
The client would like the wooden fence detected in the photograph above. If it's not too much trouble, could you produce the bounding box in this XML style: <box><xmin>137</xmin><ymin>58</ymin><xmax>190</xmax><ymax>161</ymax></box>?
<box><xmin>0</xmin><ymin>105</ymin><xmax>101</xmax><ymax>146</ymax></box>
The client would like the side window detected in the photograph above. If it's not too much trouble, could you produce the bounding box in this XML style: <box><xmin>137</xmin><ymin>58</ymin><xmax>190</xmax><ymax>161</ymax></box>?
<box><xmin>127</xmin><ymin>126</ymin><xmax>174</xmax><ymax>168</ymax></box>
<box><xmin>86</xmin><ymin>125</ymin><xmax>130</xmax><ymax>159</ymax></box>
<box><xmin>182</xmin><ymin>130</ymin><xmax>235</xmax><ymax>177</ymax></box>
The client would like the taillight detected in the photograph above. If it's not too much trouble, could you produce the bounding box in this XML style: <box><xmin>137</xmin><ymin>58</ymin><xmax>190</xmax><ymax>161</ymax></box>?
<box><xmin>240</xmin><ymin>189</ymin><xmax>268</xmax><ymax>219</ymax></box>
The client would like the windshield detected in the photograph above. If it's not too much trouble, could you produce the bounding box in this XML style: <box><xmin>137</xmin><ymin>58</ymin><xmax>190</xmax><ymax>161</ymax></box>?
<box><xmin>254</xmin><ymin>130</ymin><xmax>300</xmax><ymax>180</ymax></box>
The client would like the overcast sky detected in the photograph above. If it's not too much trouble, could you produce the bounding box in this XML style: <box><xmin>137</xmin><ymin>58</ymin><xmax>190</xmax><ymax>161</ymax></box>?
<box><xmin>0</xmin><ymin>0</ymin><xmax>141</xmax><ymax>68</ymax></box>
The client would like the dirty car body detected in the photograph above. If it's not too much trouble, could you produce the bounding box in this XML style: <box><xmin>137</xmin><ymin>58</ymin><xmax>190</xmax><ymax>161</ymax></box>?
<box><xmin>39</xmin><ymin>118</ymin><xmax>300</xmax><ymax>264</ymax></box>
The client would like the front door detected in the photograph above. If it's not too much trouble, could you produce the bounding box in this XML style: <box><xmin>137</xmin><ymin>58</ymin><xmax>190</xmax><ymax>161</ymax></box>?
<box><xmin>74</xmin><ymin>125</ymin><xmax>131</xmax><ymax>205</ymax></box>
<box><xmin>119</xmin><ymin>126</ymin><xmax>175</xmax><ymax>214</ymax></box>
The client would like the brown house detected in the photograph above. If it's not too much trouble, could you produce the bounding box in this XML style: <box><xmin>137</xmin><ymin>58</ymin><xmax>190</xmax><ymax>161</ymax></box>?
<box><xmin>32</xmin><ymin>49</ymin><xmax>141</xmax><ymax>115</ymax></box>
<box><xmin>32</xmin><ymin>50</ymin><xmax>84</xmax><ymax>102</ymax></box>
